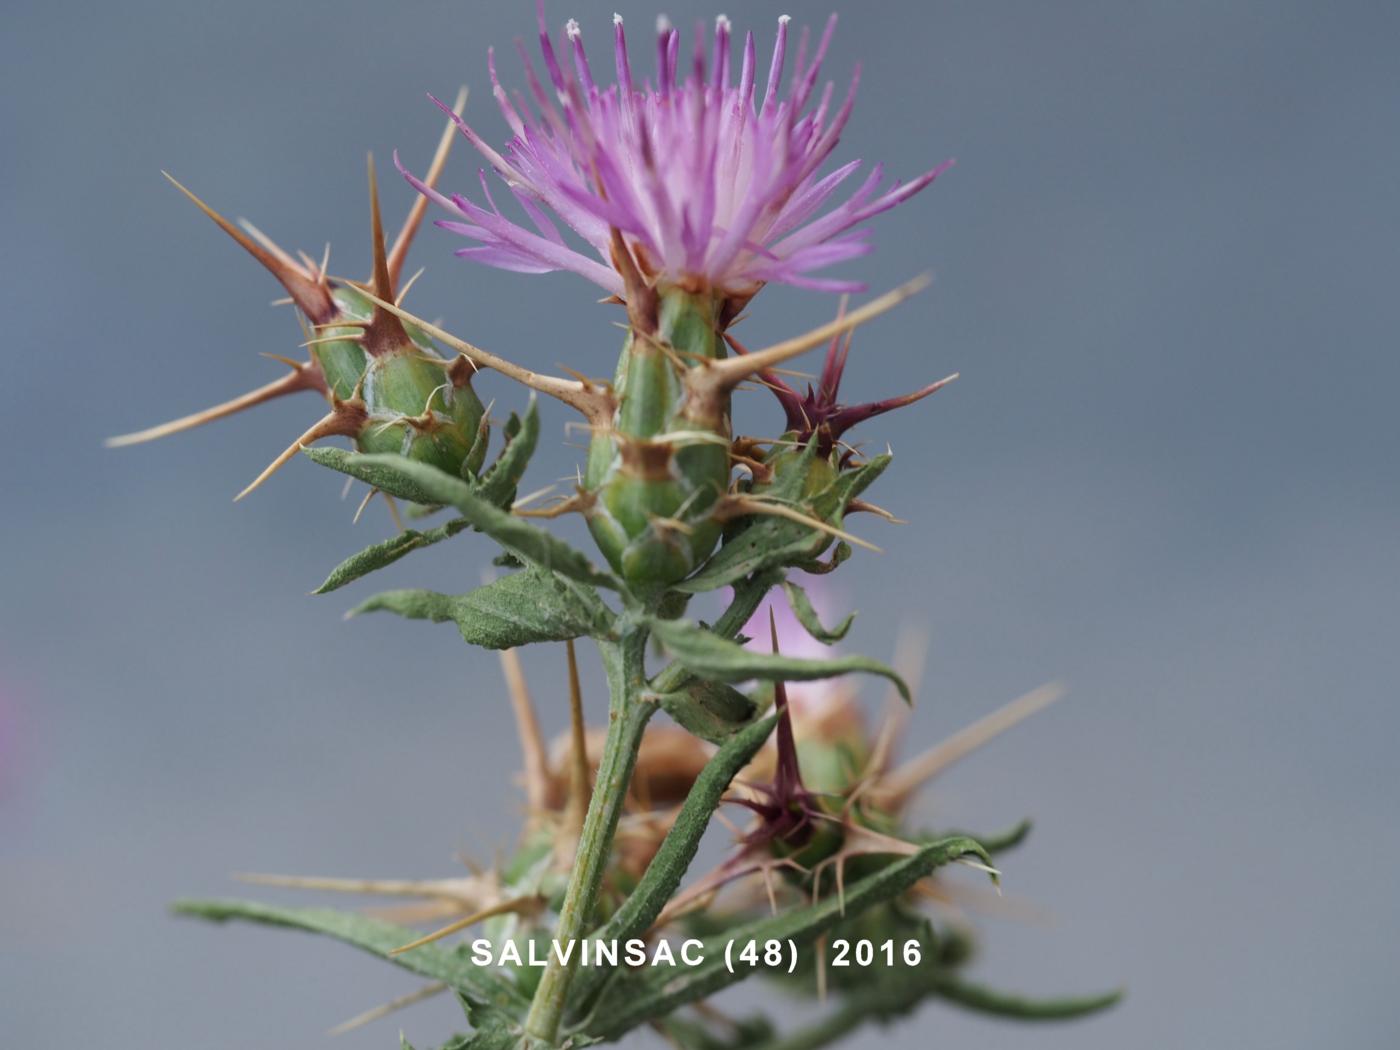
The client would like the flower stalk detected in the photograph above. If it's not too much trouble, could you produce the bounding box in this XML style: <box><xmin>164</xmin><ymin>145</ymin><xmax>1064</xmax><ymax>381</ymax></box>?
<box><xmin>523</xmin><ymin>625</ymin><xmax>655</xmax><ymax>1044</ymax></box>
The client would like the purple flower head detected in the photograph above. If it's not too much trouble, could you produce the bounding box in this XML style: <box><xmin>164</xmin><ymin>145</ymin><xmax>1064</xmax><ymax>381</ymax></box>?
<box><xmin>402</xmin><ymin>7</ymin><xmax>950</xmax><ymax>307</ymax></box>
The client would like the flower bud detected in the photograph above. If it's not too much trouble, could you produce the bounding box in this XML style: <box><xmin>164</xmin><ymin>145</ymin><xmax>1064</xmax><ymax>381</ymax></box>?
<box><xmin>583</xmin><ymin>287</ymin><xmax>731</xmax><ymax>589</ymax></box>
<box><xmin>110</xmin><ymin>106</ymin><xmax>489</xmax><ymax>501</ymax></box>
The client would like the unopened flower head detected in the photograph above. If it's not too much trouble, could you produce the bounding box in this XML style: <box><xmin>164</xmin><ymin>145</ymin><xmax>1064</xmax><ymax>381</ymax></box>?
<box><xmin>402</xmin><ymin>8</ymin><xmax>950</xmax><ymax>303</ymax></box>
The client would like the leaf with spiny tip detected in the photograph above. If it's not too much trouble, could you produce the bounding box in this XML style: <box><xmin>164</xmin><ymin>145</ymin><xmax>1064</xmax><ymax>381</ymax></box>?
<box><xmin>171</xmin><ymin>899</ymin><xmax>525</xmax><ymax>1011</ymax></box>
<box><xmin>644</xmin><ymin>615</ymin><xmax>911</xmax><ymax>703</ymax></box>
<box><xmin>349</xmin><ymin>568</ymin><xmax>614</xmax><ymax>649</ymax></box>
<box><xmin>587</xmin><ymin>836</ymin><xmax>995</xmax><ymax>1038</ymax></box>
<box><xmin>302</xmin><ymin>448</ymin><xmax>619</xmax><ymax>588</ymax></box>
<box><xmin>313</xmin><ymin>517</ymin><xmax>472</xmax><ymax>594</ymax></box>
<box><xmin>780</xmin><ymin>579</ymin><xmax>854</xmax><ymax>644</ymax></box>
<box><xmin>161</xmin><ymin>172</ymin><xmax>337</xmax><ymax>324</ymax></box>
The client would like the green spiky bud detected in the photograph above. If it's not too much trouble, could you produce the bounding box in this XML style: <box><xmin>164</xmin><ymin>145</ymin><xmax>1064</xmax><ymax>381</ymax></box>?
<box><xmin>329</xmin><ymin>285</ymin><xmax>486</xmax><ymax>479</ymax></box>
<box><xmin>109</xmin><ymin>102</ymin><xmax>492</xmax><ymax>502</ymax></box>
<box><xmin>583</xmin><ymin>287</ymin><xmax>732</xmax><ymax>590</ymax></box>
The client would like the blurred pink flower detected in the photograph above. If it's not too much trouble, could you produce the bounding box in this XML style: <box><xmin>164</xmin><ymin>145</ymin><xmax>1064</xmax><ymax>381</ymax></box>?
<box><xmin>741</xmin><ymin>575</ymin><xmax>856</xmax><ymax>728</ymax></box>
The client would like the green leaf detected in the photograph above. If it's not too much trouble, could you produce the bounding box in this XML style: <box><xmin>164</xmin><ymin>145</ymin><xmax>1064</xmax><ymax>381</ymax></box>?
<box><xmin>305</xmin><ymin>447</ymin><xmax>456</xmax><ymax>504</ymax></box>
<box><xmin>476</xmin><ymin>396</ymin><xmax>540</xmax><ymax>507</ymax></box>
<box><xmin>646</xmin><ymin>615</ymin><xmax>910</xmax><ymax>702</ymax></box>
<box><xmin>351</xmin><ymin>568</ymin><xmax>614</xmax><ymax>648</ymax></box>
<box><xmin>738</xmin><ymin>961</ymin><xmax>1119</xmax><ymax>1050</ymax></box>
<box><xmin>963</xmin><ymin>818</ymin><xmax>1033</xmax><ymax>854</ymax></box>
<box><xmin>781</xmin><ymin>579</ymin><xmax>854</xmax><ymax>643</ymax></box>
<box><xmin>929</xmin><ymin>977</ymin><xmax>1124</xmax><ymax>1020</ymax></box>
<box><xmin>652</xmin><ymin>679</ymin><xmax>759</xmax><ymax>742</ymax></box>
<box><xmin>314</xmin><ymin>518</ymin><xmax>472</xmax><ymax>594</ymax></box>
<box><xmin>423</xmin><ymin>1032</ymin><xmax>506</xmax><ymax>1050</ymax></box>
<box><xmin>589</xmin><ymin>836</ymin><xmax>994</xmax><ymax>1037</ymax></box>
<box><xmin>172</xmin><ymin>899</ymin><xmax>525</xmax><ymax>1013</ymax></box>
<box><xmin>304</xmin><ymin>448</ymin><xmax>617</xmax><ymax>589</ymax></box>
<box><xmin>462</xmin><ymin>416</ymin><xmax>491</xmax><ymax>481</ymax></box>
<box><xmin>677</xmin><ymin>455</ymin><xmax>890</xmax><ymax>594</ymax></box>
<box><xmin>599</xmin><ymin>713</ymin><xmax>775</xmax><ymax>936</ymax></box>
<box><xmin>567</xmin><ymin>713</ymin><xmax>778</xmax><ymax>1019</ymax></box>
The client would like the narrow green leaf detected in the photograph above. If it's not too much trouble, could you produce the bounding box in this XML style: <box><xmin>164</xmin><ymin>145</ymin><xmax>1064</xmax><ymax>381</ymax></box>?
<box><xmin>314</xmin><ymin>518</ymin><xmax>471</xmax><ymax>594</ymax></box>
<box><xmin>461</xmin><ymin>414</ymin><xmax>491</xmax><ymax>480</ymax></box>
<box><xmin>476</xmin><ymin>397</ymin><xmax>540</xmax><ymax>507</ymax></box>
<box><xmin>962</xmin><ymin>818</ymin><xmax>1033</xmax><ymax>854</ymax></box>
<box><xmin>602</xmin><ymin>712</ymin><xmax>775</xmax><ymax>935</ymax></box>
<box><xmin>589</xmin><ymin>836</ymin><xmax>993</xmax><ymax>1036</ymax></box>
<box><xmin>351</xmin><ymin>568</ymin><xmax>613</xmax><ymax>648</ymax></box>
<box><xmin>567</xmin><ymin>713</ymin><xmax>778</xmax><ymax>1019</ymax></box>
<box><xmin>930</xmin><ymin>977</ymin><xmax>1124</xmax><ymax>1020</ymax></box>
<box><xmin>646</xmin><ymin>615</ymin><xmax>910</xmax><ymax>702</ymax></box>
<box><xmin>740</xmin><ymin>962</ymin><xmax>1119</xmax><ymax>1050</ymax></box>
<box><xmin>172</xmin><ymin>899</ymin><xmax>525</xmax><ymax>1012</ymax></box>
<box><xmin>781</xmin><ymin>580</ymin><xmax>854</xmax><ymax>643</ymax></box>
<box><xmin>304</xmin><ymin>448</ymin><xmax>617</xmax><ymax>589</ymax></box>
<box><xmin>305</xmin><ymin>447</ymin><xmax>455</xmax><ymax>504</ymax></box>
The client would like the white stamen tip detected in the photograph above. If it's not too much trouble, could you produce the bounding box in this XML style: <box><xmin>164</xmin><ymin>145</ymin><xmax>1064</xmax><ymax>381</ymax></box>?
<box><xmin>716</xmin><ymin>14</ymin><xmax>731</xmax><ymax>31</ymax></box>
<box><xmin>779</xmin><ymin>14</ymin><xmax>792</xmax><ymax>25</ymax></box>
<box><xmin>613</xmin><ymin>12</ymin><xmax>623</xmax><ymax>26</ymax></box>
<box><xmin>656</xmin><ymin>14</ymin><xmax>673</xmax><ymax>33</ymax></box>
<box><xmin>566</xmin><ymin>18</ymin><xmax>581</xmax><ymax>39</ymax></box>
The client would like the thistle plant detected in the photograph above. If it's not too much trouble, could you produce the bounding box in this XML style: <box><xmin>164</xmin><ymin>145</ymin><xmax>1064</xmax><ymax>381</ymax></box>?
<box><xmin>117</xmin><ymin>9</ymin><xmax>1119</xmax><ymax>1049</ymax></box>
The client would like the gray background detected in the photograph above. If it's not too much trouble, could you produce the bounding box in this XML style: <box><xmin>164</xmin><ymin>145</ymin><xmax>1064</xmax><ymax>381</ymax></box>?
<box><xmin>2</xmin><ymin>1</ymin><xmax>1397</xmax><ymax>1046</ymax></box>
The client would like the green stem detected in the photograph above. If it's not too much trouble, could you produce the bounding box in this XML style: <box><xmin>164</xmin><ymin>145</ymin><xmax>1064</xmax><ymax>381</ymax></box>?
<box><xmin>522</xmin><ymin>627</ymin><xmax>654</xmax><ymax>1045</ymax></box>
<box><xmin>566</xmin><ymin>711</ymin><xmax>779</xmax><ymax>1021</ymax></box>
<box><xmin>650</xmin><ymin>569</ymin><xmax>780</xmax><ymax>696</ymax></box>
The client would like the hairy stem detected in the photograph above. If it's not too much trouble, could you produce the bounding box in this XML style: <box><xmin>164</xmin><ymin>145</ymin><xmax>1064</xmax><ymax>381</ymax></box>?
<box><xmin>523</xmin><ymin>626</ymin><xmax>654</xmax><ymax>1044</ymax></box>
<box><xmin>566</xmin><ymin>711</ymin><xmax>779</xmax><ymax>1021</ymax></box>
